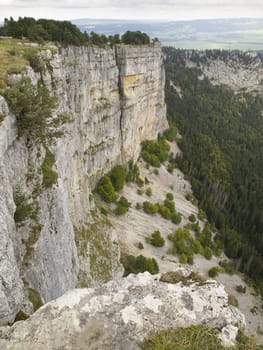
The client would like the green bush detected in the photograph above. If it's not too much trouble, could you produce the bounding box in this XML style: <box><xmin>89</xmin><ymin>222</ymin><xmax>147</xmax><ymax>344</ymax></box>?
<box><xmin>121</xmin><ymin>255</ymin><xmax>159</xmax><ymax>276</ymax></box>
<box><xmin>41</xmin><ymin>148</ymin><xmax>58</xmax><ymax>188</ymax></box>
<box><xmin>171</xmin><ymin>212</ymin><xmax>182</xmax><ymax>224</ymax></box>
<box><xmin>185</xmin><ymin>193</ymin><xmax>192</xmax><ymax>201</ymax></box>
<box><xmin>109</xmin><ymin>165</ymin><xmax>127</xmax><ymax>192</ymax></box>
<box><xmin>219</xmin><ymin>259</ymin><xmax>236</xmax><ymax>275</ymax></box>
<box><xmin>4</xmin><ymin>77</ymin><xmax>57</xmax><ymax>141</ymax></box>
<box><xmin>167</xmin><ymin>163</ymin><xmax>175</xmax><ymax>173</ymax></box>
<box><xmin>137</xmin><ymin>177</ymin><xmax>145</xmax><ymax>187</ymax></box>
<box><xmin>203</xmin><ymin>246</ymin><xmax>213</xmax><ymax>260</ymax></box>
<box><xmin>115</xmin><ymin>196</ymin><xmax>130</xmax><ymax>215</ymax></box>
<box><xmin>208</xmin><ymin>266</ymin><xmax>221</xmax><ymax>278</ymax></box>
<box><xmin>23</xmin><ymin>49</ymin><xmax>44</xmax><ymax>73</ymax></box>
<box><xmin>163</xmin><ymin>126</ymin><xmax>177</xmax><ymax>142</ymax></box>
<box><xmin>188</xmin><ymin>214</ymin><xmax>196</xmax><ymax>222</ymax></box>
<box><xmin>191</xmin><ymin>223</ymin><xmax>201</xmax><ymax>235</ymax></box>
<box><xmin>99</xmin><ymin>207</ymin><xmax>108</xmax><ymax>216</ymax></box>
<box><xmin>126</xmin><ymin>161</ymin><xmax>140</xmax><ymax>183</ymax></box>
<box><xmin>236</xmin><ymin>285</ymin><xmax>246</xmax><ymax>294</ymax></box>
<box><xmin>163</xmin><ymin>198</ymin><xmax>175</xmax><ymax>213</ymax></box>
<box><xmin>186</xmin><ymin>249</ymin><xmax>194</xmax><ymax>264</ymax></box>
<box><xmin>180</xmin><ymin>253</ymin><xmax>188</xmax><ymax>264</ymax></box>
<box><xmin>146</xmin><ymin>187</ymin><xmax>152</xmax><ymax>197</ymax></box>
<box><xmin>158</xmin><ymin>205</ymin><xmax>171</xmax><ymax>220</ymax></box>
<box><xmin>148</xmin><ymin>230</ymin><xmax>165</xmax><ymax>247</ymax></box>
<box><xmin>141</xmin><ymin>139</ymin><xmax>170</xmax><ymax>167</ymax></box>
<box><xmin>97</xmin><ymin>175</ymin><xmax>117</xmax><ymax>203</ymax></box>
<box><xmin>137</xmin><ymin>242</ymin><xmax>144</xmax><ymax>250</ymax></box>
<box><xmin>143</xmin><ymin>201</ymin><xmax>159</xmax><ymax>215</ymax></box>
<box><xmin>192</xmin><ymin>239</ymin><xmax>202</xmax><ymax>254</ymax></box>
<box><xmin>198</xmin><ymin>209</ymin><xmax>206</xmax><ymax>220</ymax></box>
<box><xmin>166</xmin><ymin>192</ymin><xmax>174</xmax><ymax>201</ymax></box>
<box><xmin>136</xmin><ymin>202</ymin><xmax>142</xmax><ymax>210</ymax></box>
<box><xmin>141</xmin><ymin>150</ymin><xmax>161</xmax><ymax>167</ymax></box>
<box><xmin>14</xmin><ymin>191</ymin><xmax>38</xmax><ymax>224</ymax></box>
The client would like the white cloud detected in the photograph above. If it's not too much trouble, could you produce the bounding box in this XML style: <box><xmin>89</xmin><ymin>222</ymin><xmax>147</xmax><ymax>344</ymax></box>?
<box><xmin>0</xmin><ymin>0</ymin><xmax>262</xmax><ymax>21</ymax></box>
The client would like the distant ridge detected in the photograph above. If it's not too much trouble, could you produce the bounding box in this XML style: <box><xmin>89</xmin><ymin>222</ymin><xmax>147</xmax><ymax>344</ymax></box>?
<box><xmin>72</xmin><ymin>17</ymin><xmax>263</xmax><ymax>50</ymax></box>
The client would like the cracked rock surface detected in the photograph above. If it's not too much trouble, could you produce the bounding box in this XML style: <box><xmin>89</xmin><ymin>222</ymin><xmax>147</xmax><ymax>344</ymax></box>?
<box><xmin>0</xmin><ymin>271</ymin><xmax>245</xmax><ymax>350</ymax></box>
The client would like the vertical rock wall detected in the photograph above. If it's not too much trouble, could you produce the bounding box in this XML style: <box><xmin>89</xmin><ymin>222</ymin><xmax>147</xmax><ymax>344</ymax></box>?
<box><xmin>0</xmin><ymin>44</ymin><xmax>168</xmax><ymax>324</ymax></box>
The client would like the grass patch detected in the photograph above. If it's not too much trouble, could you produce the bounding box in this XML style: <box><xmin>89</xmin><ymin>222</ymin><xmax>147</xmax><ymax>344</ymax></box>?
<box><xmin>23</xmin><ymin>223</ymin><xmax>43</xmax><ymax>265</ymax></box>
<box><xmin>0</xmin><ymin>37</ymin><xmax>54</xmax><ymax>89</ymax></box>
<box><xmin>141</xmin><ymin>325</ymin><xmax>226</xmax><ymax>350</ymax></box>
<box><xmin>160</xmin><ymin>270</ymin><xmax>206</xmax><ymax>286</ymax></box>
<box><xmin>0</xmin><ymin>112</ymin><xmax>4</xmax><ymax>124</ymax></box>
<box><xmin>228</xmin><ymin>294</ymin><xmax>239</xmax><ymax>307</ymax></box>
<box><xmin>0</xmin><ymin>38</ymin><xmax>28</xmax><ymax>89</ymax></box>
<box><xmin>14</xmin><ymin>310</ymin><xmax>30</xmax><ymax>322</ymax></box>
<box><xmin>140</xmin><ymin>325</ymin><xmax>263</xmax><ymax>350</ymax></box>
<box><xmin>28</xmin><ymin>287</ymin><xmax>43</xmax><ymax>312</ymax></box>
<box><xmin>41</xmin><ymin>147</ymin><xmax>58</xmax><ymax>188</ymax></box>
<box><xmin>14</xmin><ymin>190</ymin><xmax>38</xmax><ymax>225</ymax></box>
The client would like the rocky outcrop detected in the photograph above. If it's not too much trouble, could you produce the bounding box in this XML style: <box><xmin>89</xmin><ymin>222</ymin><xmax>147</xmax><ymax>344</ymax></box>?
<box><xmin>163</xmin><ymin>47</ymin><xmax>263</xmax><ymax>92</ymax></box>
<box><xmin>0</xmin><ymin>272</ymin><xmax>245</xmax><ymax>350</ymax></box>
<box><xmin>0</xmin><ymin>44</ymin><xmax>168</xmax><ymax>324</ymax></box>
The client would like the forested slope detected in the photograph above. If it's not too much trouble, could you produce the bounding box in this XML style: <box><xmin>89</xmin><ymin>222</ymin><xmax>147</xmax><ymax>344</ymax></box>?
<box><xmin>163</xmin><ymin>47</ymin><xmax>263</xmax><ymax>293</ymax></box>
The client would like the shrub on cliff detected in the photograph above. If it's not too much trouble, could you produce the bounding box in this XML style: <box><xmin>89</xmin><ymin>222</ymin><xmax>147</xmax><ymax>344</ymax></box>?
<box><xmin>97</xmin><ymin>175</ymin><xmax>117</xmax><ymax>203</ymax></box>
<box><xmin>143</xmin><ymin>201</ymin><xmax>159</xmax><ymax>215</ymax></box>
<box><xmin>141</xmin><ymin>139</ymin><xmax>170</xmax><ymax>167</ymax></box>
<box><xmin>4</xmin><ymin>77</ymin><xmax>57</xmax><ymax>142</ymax></box>
<box><xmin>121</xmin><ymin>254</ymin><xmax>159</xmax><ymax>276</ymax></box>
<box><xmin>41</xmin><ymin>147</ymin><xmax>58</xmax><ymax>188</ymax></box>
<box><xmin>109</xmin><ymin>165</ymin><xmax>127</xmax><ymax>192</ymax></box>
<box><xmin>147</xmin><ymin>230</ymin><xmax>165</xmax><ymax>247</ymax></box>
<box><xmin>115</xmin><ymin>196</ymin><xmax>131</xmax><ymax>215</ymax></box>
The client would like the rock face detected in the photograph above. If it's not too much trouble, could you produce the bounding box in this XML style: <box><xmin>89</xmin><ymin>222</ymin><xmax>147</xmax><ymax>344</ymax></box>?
<box><xmin>0</xmin><ymin>272</ymin><xmax>245</xmax><ymax>350</ymax></box>
<box><xmin>163</xmin><ymin>47</ymin><xmax>263</xmax><ymax>92</ymax></box>
<box><xmin>0</xmin><ymin>44</ymin><xmax>168</xmax><ymax>324</ymax></box>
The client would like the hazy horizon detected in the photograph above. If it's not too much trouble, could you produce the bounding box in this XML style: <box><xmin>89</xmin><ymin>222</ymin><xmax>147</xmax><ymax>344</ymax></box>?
<box><xmin>1</xmin><ymin>0</ymin><xmax>263</xmax><ymax>23</ymax></box>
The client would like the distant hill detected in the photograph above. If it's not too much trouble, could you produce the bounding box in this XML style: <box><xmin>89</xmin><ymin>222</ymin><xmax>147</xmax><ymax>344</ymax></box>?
<box><xmin>73</xmin><ymin>17</ymin><xmax>263</xmax><ymax>50</ymax></box>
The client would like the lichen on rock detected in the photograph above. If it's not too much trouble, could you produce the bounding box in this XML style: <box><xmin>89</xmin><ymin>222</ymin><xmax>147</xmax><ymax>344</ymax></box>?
<box><xmin>0</xmin><ymin>271</ymin><xmax>245</xmax><ymax>350</ymax></box>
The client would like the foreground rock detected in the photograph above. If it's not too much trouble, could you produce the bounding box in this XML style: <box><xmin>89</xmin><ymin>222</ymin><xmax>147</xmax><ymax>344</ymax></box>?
<box><xmin>0</xmin><ymin>272</ymin><xmax>245</xmax><ymax>350</ymax></box>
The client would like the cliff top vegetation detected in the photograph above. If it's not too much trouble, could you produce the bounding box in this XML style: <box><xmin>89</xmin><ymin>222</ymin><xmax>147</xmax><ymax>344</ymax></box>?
<box><xmin>0</xmin><ymin>17</ymin><xmax>155</xmax><ymax>47</ymax></box>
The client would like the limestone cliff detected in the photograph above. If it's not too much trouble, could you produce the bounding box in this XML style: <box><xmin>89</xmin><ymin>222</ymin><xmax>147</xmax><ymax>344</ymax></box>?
<box><xmin>163</xmin><ymin>47</ymin><xmax>263</xmax><ymax>92</ymax></box>
<box><xmin>0</xmin><ymin>44</ymin><xmax>168</xmax><ymax>325</ymax></box>
<box><xmin>0</xmin><ymin>272</ymin><xmax>245</xmax><ymax>349</ymax></box>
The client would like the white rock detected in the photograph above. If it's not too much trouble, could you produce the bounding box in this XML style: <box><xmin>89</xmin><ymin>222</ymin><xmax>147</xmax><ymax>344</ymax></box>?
<box><xmin>0</xmin><ymin>272</ymin><xmax>245</xmax><ymax>350</ymax></box>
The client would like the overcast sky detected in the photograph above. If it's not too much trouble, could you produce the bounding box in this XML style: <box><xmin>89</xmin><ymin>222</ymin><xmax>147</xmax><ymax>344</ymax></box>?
<box><xmin>1</xmin><ymin>0</ymin><xmax>263</xmax><ymax>22</ymax></box>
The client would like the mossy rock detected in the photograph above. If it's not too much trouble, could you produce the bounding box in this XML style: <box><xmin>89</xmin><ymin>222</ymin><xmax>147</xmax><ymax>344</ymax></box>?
<box><xmin>28</xmin><ymin>288</ymin><xmax>43</xmax><ymax>312</ymax></box>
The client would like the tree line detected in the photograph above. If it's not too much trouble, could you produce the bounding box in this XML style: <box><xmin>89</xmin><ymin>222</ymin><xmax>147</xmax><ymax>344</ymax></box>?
<box><xmin>0</xmin><ymin>17</ymin><xmax>154</xmax><ymax>47</ymax></box>
<box><xmin>163</xmin><ymin>47</ymin><xmax>263</xmax><ymax>295</ymax></box>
